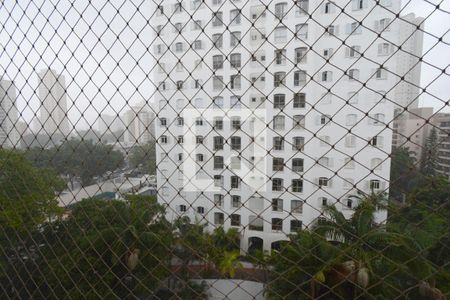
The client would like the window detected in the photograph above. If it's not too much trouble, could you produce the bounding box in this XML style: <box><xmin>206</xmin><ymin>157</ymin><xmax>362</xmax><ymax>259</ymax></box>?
<box><xmin>375</xmin><ymin>18</ymin><xmax>391</xmax><ymax>32</ymax></box>
<box><xmin>197</xmin><ymin>206</ymin><xmax>205</xmax><ymax>214</ymax></box>
<box><xmin>274</xmin><ymin>94</ymin><xmax>285</xmax><ymax>108</ymax></box>
<box><xmin>213</xmin><ymin>55</ymin><xmax>223</xmax><ymax>70</ymax></box>
<box><xmin>296</xmin><ymin>0</ymin><xmax>309</xmax><ymax>15</ymax></box>
<box><xmin>294</xmin><ymin>93</ymin><xmax>306</xmax><ymax>108</ymax></box>
<box><xmin>370</xmin><ymin>179</ymin><xmax>380</xmax><ymax>190</ymax></box>
<box><xmin>193</xmin><ymin>40</ymin><xmax>202</xmax><ymax>50</ymax></box>
<box><xmin>231</xmin><ymin>214</ymin><xmax>241</xmax><ymax>226</ymax></box>
<box><xmin>157</xmin><ymin>5</ymin><xmax>164</xmax><ymax>15</ymax></box>
<box><xmin>272</xmin><ymin>218</ymin><xmax>283</xmax><ymax>231</ymax></box>
<box><xmin>214</xmin><ymin>212</ymin><xmax>224</xmax><ymax>225</ymax></box>
<box><xmin>213</xmin><ymin>76</ymin><xmax>224</xmax><ymax>91</ymax></box>
<box><xmin>320</xmin><ymin>114</ymin><xmax>331</xmax><ymax>125</ymax></box>
<box><xmin>213</xmin><ymin>136</ymin><xmax>224</xmax><ymax>150</ymax></box>
<box><xmin>273</xmin><ymin>115</ymin><xmax>285</xmax><ymax>130</ymax></box>
<box><xmin>274</xmin><ymin>26</ymin><xmax>287</xmax><ymax>42</ymax></box>
<box><xmin>320</xmin><ymin>197</ymin><xmax>328</xmax><ymax>206</ymax></box>
<box><xmin>296</xmin><ymin>23</ymin><xmax>308</xmax><ymax>39</ymax></box>
<box><xmin>231</xmin><ymin>176</ymin><xmax>241</xmax><ymax>189</ymax></box>
<box><xmin>160</xmin><ymin>118</ymin><xmax>167</xmax><ymax>127</ymax></box>
<box><xmin>273</xmin><ymin>157</ymin><xmax>284</xmax><ymax>171</ymax></box>
<box><xmin>346</xmin><ymin>198</ymin><xmax>353</xmax><ymax>208</ymax></box>
<box><xmin>292</xmin><ymin>158</ymin><xmax>304</xmax><ymax>172</ymax></box>
<box><xmin>174</xmin><ymin>22</ymin><xmax>183</xmax><ymax>32</ymax></box>
<box><xmin>346</xmin><ymin>45</ymin><xmax>361</xmax><ymax>58</ymax></box>
<box><xmin>375</xmin><ymin>68</ymin><xmax>388</xmax><ymax>80</ymax></box>
<box><xmin>295</xmin><ymin>47</ymin><xmax>308</xmax><ymax>64</ymax></box>
<box><xmin>160</xmin><ymin>135</ymin><xmax>168</xmax><ymax>144</ymax></box>
<box><xmin>230</xmin><ymin>53</ymin><xmax>241</xmax><ymax>68</ymax></box>
<box><xmin>274</xmin><ymin>72</ymin><xmax>286</xmax><ymax>87</ymax></box>
<box><xmin>291</xmin><ymin>200</ymin><xmax>303</xmax><ymax>213</ymax></box>
<box><xmin>230</xmin><ymin>74</ymin><xmax>241</xmax><ymax>89</ymax></box>
<box><xmin>290</xmin><ymin>220</ymin><xmax>302</xmax><ymax>232</ymax></box>
<box><xmin>348</xmin><ymin>69</ymin><xmax>360</xmax><ymax>81</ymax></box>
<box><xmin>344</xmin><ymin>157</ymin><xmax>355</xmax><ymax>169</ymax></box>
<box><xmin>213</xmin><ymin>96</ymin><xmax>224</xmax><ymax>109</ymax></box>
<box><xmin>294</xmin><ymin>70</ymin><xmax>307</xmax><ymax>86</ymax></box>
<box><xmin>324</xmin><ymin>1</ymin><xmax>335</xmax><ymax>13</ymax></box>
<box><xmin>326</xmin><ymin>25</ymin><xmax>338</xmax><ymax>36</ymax></box>
<box><xmin>274</xmin><ymin>49</ymin><xmax>286</xmax><ymax>65</ymax></box>
<box><xmin>275</xmin><ymin>3</ymin><xmax>288</xmax><ymax>19</ymax></box>
<box><xmin>272</xmin><ymin>178</ymin><xmax>284</xmax><ymax>191</ymax></box>
<box><xmin>292</xmin><ymin>179</ymin><xmax>303</xmax><ymax>192</ymax></box>
<box><xmin>321</xmin><ymin>71</ymin><xmax>332</xmax><ymax>82</ymax></box>
<box><xmin>192</xmin><ymin>19</ymin><xmax>202</xmax><ymax>30</ymax></box>
<box><xmin>230</xmin><ymin>31</ymin><xmax>241</xmax><ymax>47</ymax></box>
<box><xmin>352</xmin><ymin>0</ymin><xmax>366</xmax><ymax>10</ymax></box>
<box><xmin>369</xmin><ymin>136</ymin><xmax>383</xmax><ymax>147</ymax></box>
<box><xmin>214</xmin><ymin>118</ymin><xmax>224</xmax><ymax>130</ymax></box>
<box><xmin>230</xmin><ymin>95</ymin><xmax>241</xmax><ymax>109</ymax></box>
<box><xmin>348</xmin><ymin>92</ymin><xmax>358</xmax><ymax>104</ymax></box>
<box><xmin>177</xmin><ymin>135</ymin><xmax>184</xmax><ymax>144</ymax></box>
<box><xmin>214</xmin><ymin>194</ymin><xmax>224</xmax><ymax>207</ymax></box>
<box><xmin>177</xmin><ymin>117</ymin><xmax>184</xmax><ymax>126</ymax></box>
<box><xmin>179</xmin><ymin>205</ymin><xmax>187</xmax><ymax>212</ymax></box>
<box><xmin>323</xmin><ymin>48</ymin><xmax>333</xmax><ymax>58</ymax></box>
<box><xmin>373</xmin><ymin>113</ymin><xmax>385</xmax><ymax>125</ymax></box>
<box><xmin>194</xmin><ymin>79</ymin><xmax>201</xmax><ymax>89</ymax></box>
<box><xmin>272</xmin><ymin>198</ymin><xmax>283</xmax><ymax>212</ymax></box>
<box><xmin>293</xmin><ymin>115</ymin><xmax>306</xmax><ymax>128</ymax></box>
<box><xmin>232</xmin><ymin>195</ymin><xmax>241</xmax><ymax>208</ymax></box>
<box><xmin>214</xmin><ymin>156</ymin><xmax>224</xmax><ymax>169</ymax></box>
<box><xmin>249</xmin><ymin>215</ymin><xmax>263</xmax><ymax>231</ymax></box>
<box><xmin>176</xmin><ymin>80</ymin><xmax>184</xmax><ymax>90</ymax></box>
<box><xmin>212</xmin><ymin>33</ymin><xmax>223</xmax><ymax>48</ymax></box>
<box><xmin>346</xmin><ymin>114</ymin><xmax>357</xmax><ymax>126</ymax></box>
<box><xmin>273</xmin><ymin>136</ymin><xmax>284</xmax><ymax>150</ymax></box>
<box><xmin>212</xmin><ymin>12</ymin><xmax>223</xmax><ymax>27</ymax></box>
<box><xmin>230</xmin><ymin>9</ymin><xmax>241</xmax><ymax>25</ymax></box>
<box><xmin>174</xmin><ymin>2</ymin><xmax>183</xmax><ymax>13</ymax></box>
<box><xmin>195</xmin><ymin>117</ymin><xmax>203</xmax><ymax>126</ymax></box>
<box><xmin>293</xmin><ymin>137</ymin><xmax>305</xmax><ymax>150</ymax></box>
<box><xmin>231</xmin><ymin>117</ymin><xmax>241</xmax><ymax>129</ymax></box>
<box><xmin>212</xmin><ymin>0</ymin><xmax>221</xmax><ymax>5</ymax></box>
<box><xmin>378</xmin><ymin>43</ymin><xmax>391</xmax><ymax>56</ymax></box>
<box><xmin>347</xmin><ymin>22</ymin><xmax>362</xmax><ymax>34</ymax></box>
<box><xmin>214</xmin><ymin>175</ymin><xmax>224</xmax><ymax>187</ymax></box>
<box><xmin>196</xmin><ymin>154</ymin><xmax>204</xmax><ymax>162</ymax></box>
<box><xmin>345</xmin><ymin>135</ymin><xmax>356</xmax><ymax>147</ymax></box>
<box><xmin>230</xmin><ymin>136</ymin><xmax>241</xmax><ymax>150</ymax></box>
<box><xmin>318</xmin><ymin>177</ymin><xmax>329</xmax><ymax>187</ymax></box>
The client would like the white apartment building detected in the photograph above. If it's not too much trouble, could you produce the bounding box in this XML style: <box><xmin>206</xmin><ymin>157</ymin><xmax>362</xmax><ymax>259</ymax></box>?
<box><xmin>152</xmin><ymin>0</ymin><xmax>423</xmax><ymax>251</ymax></box>
<box><xmin>0</xmin><ymin>79</ymin><xmax>19</xmax><ymax>148</ymax></box>
<box><xmin>433</xmin><ymin>113</ymin><xmax>450</xmax><ymax>180</ymax></box>
<box><xmin>35</xmin><ymin>69</ymin><xmax>71</xmax><ymax>138</ymax></box>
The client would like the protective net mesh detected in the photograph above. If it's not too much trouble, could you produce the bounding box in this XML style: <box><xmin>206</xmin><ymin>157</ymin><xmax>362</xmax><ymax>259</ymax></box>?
<box><xmin>0</xmin><ymin>0</ymin><xmax>449</xmax><ymax>299</ymax></box>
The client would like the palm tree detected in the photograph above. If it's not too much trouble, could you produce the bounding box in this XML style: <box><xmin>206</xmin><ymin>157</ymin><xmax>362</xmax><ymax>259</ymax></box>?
<box><xmin>313</xmin><ymin>192</ymin><xmax>436</xmax><ymax>298</ymax></box>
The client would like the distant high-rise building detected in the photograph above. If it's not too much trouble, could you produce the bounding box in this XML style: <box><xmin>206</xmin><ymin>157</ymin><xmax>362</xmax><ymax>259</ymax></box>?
<box><xmin>96</xmin><ymin>113</ymin><xmax>125</xmax><ymax>134</ymax></box>
<box><xmin>123</xmin><ymin>103</ymin><xmax>155</xmax><ymax>146</ymax></box>
<box><xmin>0</xmin><ymin>79</ymin><xmax>19</xmax><ymax>148</ymax></box>
<box><xmin>35</xmin><ymin>69</ymin><xmax>70</xmax><ymax>138</ymax></box>
<box><xmin>432</xmin><ymin>113</ymin><xmax>450</xmax><ymax>180</ymax></box>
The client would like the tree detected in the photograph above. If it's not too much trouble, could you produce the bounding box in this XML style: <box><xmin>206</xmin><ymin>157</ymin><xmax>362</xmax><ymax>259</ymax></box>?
<box><xmin>129</xmin><ymin>142</ymin><xmax>156</xmax><ymax>175</ymax></box>
<box><xmin>25</xmin><ymin>138</ymin><xmax>125</xmax><ymax>186</ymax></box>
<box><xmin>420</xmin><ymin>127</ymin><xmax>439</xmax><ymax>176</ymax></box>
<box><xmin>389</xmin><ymin>147</ymin><xmax>421</xmax><ymax>201</ymax></box>
<box><xmin>0</xmin><ymin>195</ymin><xmax>174</xmax><ymax>299</ymax></box>
<box><xmin>0</xmin><ymin>149</ymin><xmax>63</xmax><ymax>236</ymax></box>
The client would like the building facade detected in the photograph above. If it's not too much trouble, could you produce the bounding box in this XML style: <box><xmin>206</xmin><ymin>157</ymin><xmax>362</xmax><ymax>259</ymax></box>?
<box><xmin>433</xmin><ymin>113</ymin><xmax>450</xmax><ymax>180</ymax></box>
<box><xmin>35</xmin><ymin>69</ymin><xmax>70</xmax><ymax>138</ymax></box>
<box><xmin>0</xmin><ymin>79</ymin><xmax>19</xmax><ymax>148</ymax></box>
<box><xmin>123</xmin><ymin>103</ymin><xmax>155</xmax><ymax>146</ymax></box>
<box><xmin>152</xmin><ymin>0</ymin><xmax>423</xmax><ymax>251</ymax></box>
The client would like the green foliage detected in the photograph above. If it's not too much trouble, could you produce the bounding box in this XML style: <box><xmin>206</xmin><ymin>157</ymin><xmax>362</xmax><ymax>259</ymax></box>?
<box><xmin>390</xmin><ymin>147</ymin><xmax>421</xmax><ymax>200</ymax></box>
<box><xmin>0</xmin><ymin>149</ymin><xmax>63</xmax><ymax>236</ymax></box>
<box><xmin>420</xmin><ymin>128</ymin><xmax>439</xmax><ymax>176</ymax></box>
<box><xmin>0</xmin><ymin>196</ymin><xmax>173</xmax><ymax>299</ymax></box>
<box><xmin>25</xmin><ymin>138</ymin><xmax>125</xmax><ymax>186</ymax></box>
<box><xmin>129</xmin><ymin>142</ymin><xmax>156</xmax><ymax>175</ymax></box>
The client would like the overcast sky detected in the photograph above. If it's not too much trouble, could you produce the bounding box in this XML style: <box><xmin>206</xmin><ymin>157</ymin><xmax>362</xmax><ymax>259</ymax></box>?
<box><xmin>0</xmin><ymin>0</ymin><xmax>448</xmax><ymax>131</ymax></box>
